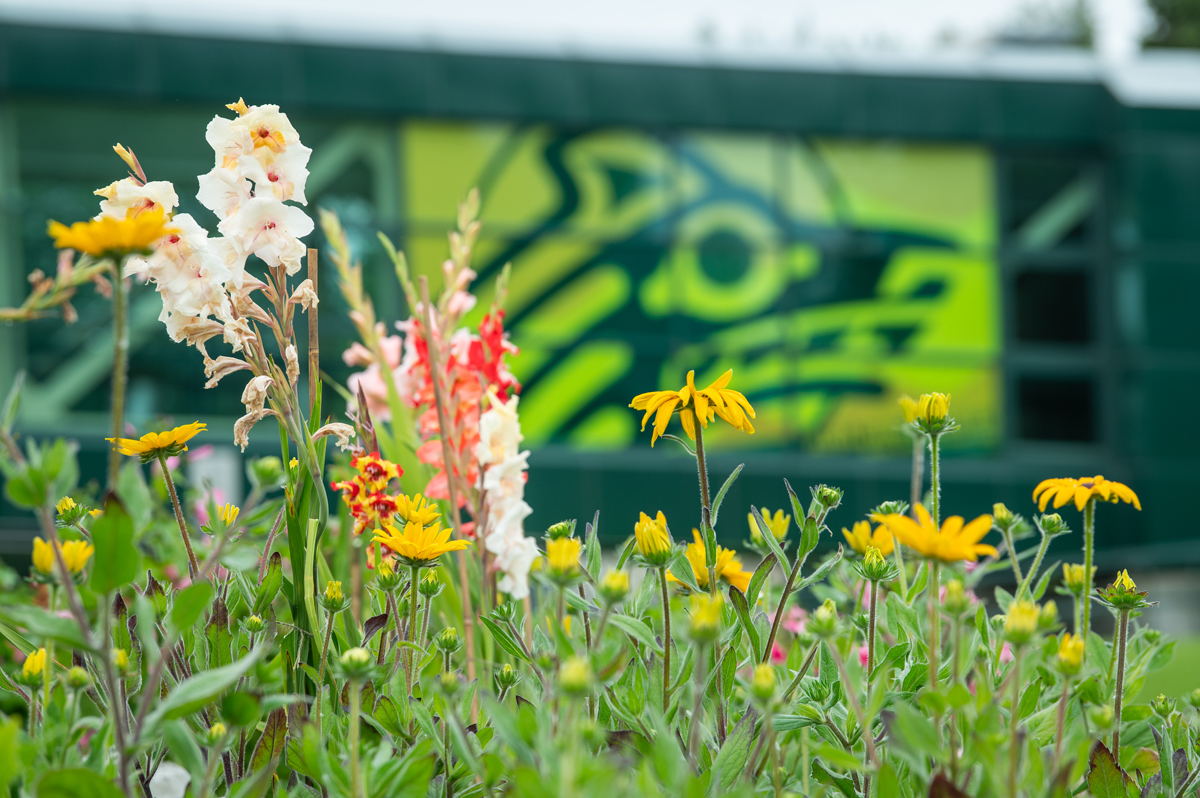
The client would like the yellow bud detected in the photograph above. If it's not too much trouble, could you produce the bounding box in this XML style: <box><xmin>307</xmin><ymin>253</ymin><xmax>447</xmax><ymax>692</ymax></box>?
<box><xmin>917</xmin><ymin>392</ymin><xmax>951</xmax><ymax>423</ymax></box>
<box><xmin>1004</xmin><ymin>600</ymin><xmax>1040</xmax><ymax>645</ymax></box>
<box><xmin>559</xmin><ymin>656</ymin><xmax>592</xmax><ymax>695</ymax></box>
<box><xmin>750</xmin><ymin>663</ymin><xmax>777</xmax><ymax>703</ymax></box>
<box><xmin>1062</xmin><ymin>563</ymin><xmax>1094</xmax><ymax>594</ymax></box>
<box><xmin>216</xmin><ymin>503</ymin><xmax>240</xmax><ymax>526</ymax></box>
<box><xmin>898</xmin><ymin>394</ymin><xmax>919</xmax><ymax>424</ymax></box>
<box><xmin>634</xmin><ymin>511</ymin><xmax>672</xmax><ymax>564</ymax></box>
<box><xmin>22</xmin><ymin>648</ymin><xmax>46</xmax><ymax>679</ymax></box>
<box><xmin>1114</xmin><ymin>570</ymin><xmax>1136</xmax><ymax>592</ymax></box>
<box><xmin>599</xmin><ymin>570</ymin><xmax>630</xmax><ymax>604</ymax></box>
<box><xmin>1057</xmin><ymin>633</ymin><xmax>1084</xmax><ymax>674</ymax></box>
<box><xmin>324</xmin><ymin>580</ymin><xmax>343</xmax><ymax>603</ymax></box>
<box><xmin>546</xmin><ymin>537</ymin><xmax>582</xmax><ymax>580</ymax></box>
<box><xmin>55</xmin><ymin>496</ymin><xmax>77</xmax><ymax>514</ymax></box>
<box><xmin>688</xmin><ymin>593</ymin><xmax>723</xmax><ymax>642</ymax></box>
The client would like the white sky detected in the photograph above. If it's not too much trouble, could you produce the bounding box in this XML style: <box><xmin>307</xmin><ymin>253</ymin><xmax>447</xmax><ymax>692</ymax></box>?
<box><xmin>0</xmin><ymin>0</ymin><xmax>1155</xmax><ymax>61</ymax></box>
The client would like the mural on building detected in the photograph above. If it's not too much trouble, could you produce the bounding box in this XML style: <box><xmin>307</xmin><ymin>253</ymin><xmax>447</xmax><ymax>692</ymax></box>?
<box><xmin>402</xmin><ymin>123</ymin><xmax>1000</xmax><ymax>454</ymax></box>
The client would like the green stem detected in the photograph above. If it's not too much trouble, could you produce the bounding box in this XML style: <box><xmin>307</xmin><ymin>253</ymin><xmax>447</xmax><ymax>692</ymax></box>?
<box><xmin>27</xmin><ymin>693</ymin><xmax>35</xmax><ymax>738</ymax></box>
<box><xmin>314</xmin><ymin>611</ymin><xmax>334</xmax><ymax>730</ymax></box>
<box><xmin>929</xmin><ymin>432</ymin><xmax>942</xmax><ymax>527</ymax></box>
<box><xmin>107</xmin><ymin>262</ymin><xmax>128</xmax><ymax>491</ymax></box>
<box><xmin>407</xmin><ymin>566</ymin><xmax>421</xmax><ymax>696</ymax></box>
<box><xmin>867</xmin><ymin>580</ymin><xmax>878</xmax><ymax>676</ymax></box>
<box><xmin>686</xmin><ymin>645</ymin><xmax>707</xmax><ymax>768</ymax></box>
<box><xmin>1001</xmin><ymin>526</ymin><xmax>1024</xmax><ymax>587</ymax></box>
<box><xmin>44</xmin><ymin>586</ymin><xmax>54</xmax><ymax>707</ymax></box>
<box><xmin>660</xmin><ymin>568</ymin><xmax>673</xmax><ymax>712</ymax></box>
<box><xmin>928</xmin><ymin>561</ymin><xmax>940</xmax><ymax>692</ymax></box>
<box><xmin>693</xmin><ymin>421</ymin><xmax>717</xmax><ymax>594</ymax></box>
<box><xmin>1016</xmin><ymin>530</ymin><xmax>1051</xmax><ymax>601</ymax></box>
<box><xmin>829</xmin><ymin>642</ymin><xmax>879</xmax><ymax>767</ymax></box>
<box><xmin>1113</xmin><ymin>609</ymin><xmax>1130</xmax><ymax>756</ymax></box>
<box><xmin>158</xmin><ymin>453</ymin><xmax>200</xmax><ymax>578</ymax></box>
<box><xmin>1081</xmin><ymin>499</ymin><xmax>1095</xmax><ymax>636</ymax></box>
<box><xmin>1009</xmin><ymin>645</ymin><xmax>1024</xmax><ymax>798</ymax></box>
<box><xmin>349</xmin><ymin>678</ymin><xmax>364</xmax><ymax>798</ymax></box>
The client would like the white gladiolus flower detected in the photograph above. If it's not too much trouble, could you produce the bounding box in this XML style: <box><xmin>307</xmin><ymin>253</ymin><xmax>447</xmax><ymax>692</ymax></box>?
<box><xmin>476</xmin><ymin>392</ymin><xmax>536</xmax><ymax>600</ymax></box>
<box><xmin>236</xmin><ymin>145</ymin><xmax>311</xmax><ymax>205</ymax></box>
<box><xmin>197</xmin><ymin>166</ymin><xmax>253</xmax><ymax>219</ymax></box>
<box><xmin>148</xmin><ymin>761</ymin><xmax>191</xmax><ymax>798</ymax></box>
<box><xmin>218</xmin><ymin>196</ymin><xmax>313</xmax><ymax>275</ymax></box>
<box><xmin>95</xmin><ymin>178</ymin><xmax>178</xmax><ymax>220</ymax></box>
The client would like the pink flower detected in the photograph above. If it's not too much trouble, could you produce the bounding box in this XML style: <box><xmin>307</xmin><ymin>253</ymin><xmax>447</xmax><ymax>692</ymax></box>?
<box><xmin>770</xmin><ymin>643</ymin><xmax>787</xmax><ymax>664</ymax></box>
<box><xmin>964</xmin><ymin>561</ymin><xmax>979</xmax><ymax>573</ymax></box>
<box><xmin>782</xmin><ymin>606</ymin><xmax>808</xmax><ymax>634</ymax></box>
<box><xmin>858</xmin><ymin>645</ymin><xmax>869</xmax><ymax>668</ymax></box>
<box><xmin>194</xmin><ymin>488</ymin><xmax>226</xmax><ymax>526</ymax></box>
<box><xmin>1000</xmin><ymin>642</ymin><xmax>1014</xmax><ymax>664</ymax></box>
<box><xmin>187</xmin><ymin>444</ymin><xmax>214</xmax><ymax>462</ymax></box>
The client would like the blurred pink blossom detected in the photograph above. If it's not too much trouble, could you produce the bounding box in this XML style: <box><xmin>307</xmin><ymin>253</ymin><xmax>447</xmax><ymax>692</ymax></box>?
<box><xmin>194</xmin><ymin>487</ymin><xmax>227</xmax><ymax>526</ymax></box>
<box><xmin>770</xmin><ymin>643</ymin><xmax>787</xmax><ymax>664</ymax></box>
<box><xmin>1000</xmin><ymin>642</ymin><xmax>1014</xmax><ymax>664</ymax></box>
<box><xmin>781</xmin><ymin>606</ymin><xmax>808</xmax><ymax>634</ymax></box>
<box><xmin>858</xmin><ymin>645</ymin><xmax>869</xmax><ymax>668</ymax></box>
<box><xmin>187</xmin><ymin>444</ymin><xmax>214</xmax><ymax>462</ymax></box>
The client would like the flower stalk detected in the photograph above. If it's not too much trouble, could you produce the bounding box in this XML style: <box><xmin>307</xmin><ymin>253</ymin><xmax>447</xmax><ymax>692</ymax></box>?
<box><xmin>1081</xmin><ymin>498</ymin><xmax>1095</xmax><ymax>634</ymax></box>
<box><xmin>1112</xmin><ymin>607</ymin><xmax>1130</xmax><ymax>755</ymax></box>
<box><xmin>659</xmin><ymin>568</ymin><xmax>673</xmax><ymax>712</ymax></box>
<box><xmin>107</xmin><ymin>262</ymin><xmax>129</xmax><ymax>491</ymax></box>
<box><xmin>157</xmin><ymin>452</ymin><xmax>200</xmax><ymax>579</ymax></box>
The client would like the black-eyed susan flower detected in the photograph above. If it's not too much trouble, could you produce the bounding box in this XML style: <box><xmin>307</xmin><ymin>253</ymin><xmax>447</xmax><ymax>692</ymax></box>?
<box><xmin>749</xmin><ymin>508</ymin><xmax>790</xmax><ymax>545</ymax></box>
<box><xmin>629</xmin><ymin>369</ymin><xmax>755</xmax><ymax>447</ymax></box>
<box><xmin>874</xmin><ymin>504</ymin><xmax>995</xmax><ymax>563</ymax></box>
<box><xmin>1032</xmin><ymin>476</ymin><xmax>1140</xmax><ymax>512</ymax></box>
<box><xmin>667</xmin><ymin>530</ymin><xmax>751</xmax><ymax>593</ymax></box>
<box><xmin>396</xmin><ymin>493</ymin><xmax>439</xmax><ymax>527</ymax></box>
<box><xmin>842</xmin><ymin>520</ymin><xmax>894</xmax><ymax>557</ymax></box>
<box><xmin>634</xmin><ymin>511</ymin><xmax>673</xmax><ymax>567</ymax></box>
<box><xmin>48</xmin><ymin>207</ymin><xmax>174</xmax><ymax>258</ymax></box>
<box><xmin>373</xmin><ymin>519</ymin><xmax>470</xmax><ymax>567</ymax></box>
<box><xmin>32</xmin><ymin>537</ymin><xmax>93</xmax><ymax>577</ymax></box>
<box><xmin>107</xmin><ymin>421</ymin><xmax>206</xmax><ymax>462</ymax></box>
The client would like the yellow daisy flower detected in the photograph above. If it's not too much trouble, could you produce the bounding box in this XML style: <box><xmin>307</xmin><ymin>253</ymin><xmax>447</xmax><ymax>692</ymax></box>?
<box><xmin>1032</xmin><ymin>476</ymin><xmax>1141</xmax><ymax>513</ymax></box>
<box><xmin>107</xmin><ymin>421</ymin><xmax>206</xmax><ymax>461</ymax></box>
<box><xmin>31</xmin><ymin>537</ymin><xmax>93</xmax><ymax>575</ymax></box>
<box><xmin>372</xmin><ymin>519</ymin><xmax>470</xmax><ymax>566</ymax></box>
<box><xmin>749</xmin><ymin>508</ymin><xmax>790</xmax><ymax>544</ymax></box>
<box><xmin>47</xmin><ymin>207</ymin><xmax>174</xmax><ymax>258</ymax></box>
<box><xmin>842</xmin><ymin>520</ymin><xmax>895</xmax><ymax>557</ymax></box>
<box><xmin>667</xmin><ymin>529</ymin><xmax>752</xmax><ymax>593</ymax></box>
<box><xmin>874</xmin><ymin>504</ymin><xmax>996</xmax><ymax>563</ymax></box>
<box><xmin>396</xmin><ymin>493</ymin><xmax>441</xmax><ymax>527</ymax></box>
<box><xmin>630</xmin><ymin>369</ymin><xmax>756</xmax><ymax>447</ymax></box>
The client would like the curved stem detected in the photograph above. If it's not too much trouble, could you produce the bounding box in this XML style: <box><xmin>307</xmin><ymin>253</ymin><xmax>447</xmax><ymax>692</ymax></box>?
<box><xmin>659</xmin><ymin>568</ymin><xmax>673</xmax><ymax>712</ymax></box>
<box><xmin>157</xmin><ymin>453</ymin><xmax>199</xmax><ymax>579</ymax></box>
<box><xmin>1016</xmin><ymin>530</ymin><xmax>1050</xmax><ymax>601</ymax></box>
<box><xmin>1001</xmin><ymin>526</ymin><xmax>1024</xmax><ymax>587</ymax></box>
<box><xmin>1081</xmin><ymin>499</ymin><xmax>1095</xmax><ymax>636</ymax></box>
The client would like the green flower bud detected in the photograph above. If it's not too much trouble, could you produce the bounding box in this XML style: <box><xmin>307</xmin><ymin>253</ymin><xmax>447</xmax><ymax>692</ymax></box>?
<box><xmin>1038</xmin><ymin>601</ymin><xmax>1060</xmax><ymax>631</ymax></box>
<box><xmin>438</xmin><ymin>672</ymin><xmax>461</xmax><ymax>697</ymax></box>
<box><xmin>240</xmin><ymin>615</ymin><xmax>266</xmax><ymax>634</ymax></box>
<box><xmin>942</xmin><ymin>579</ymin><xmax>971</xmax><ymax>617</ymax></box>
<box><xmin>1037</xmin><ymin>513</ymin><xmax>1071</xmax><ymax>537</ymax></box>
<box><xmin>812</xmin><ymin>485</ymin><xmax>843</xmax><ymax>510</ymax></box>
<box><xmin>337</xmin><ymin>647</ymin><xmax>376</xmax><ymax>680</ymax></box>
<box><xmin>872</xmin><ymin>500</ymin><xmax>909</xmax><ymax>518</ymax></box>
<box><xmin>1151</xmin><ymin>693</ymin><xmax>1175</xmax><ymax>719</ymax></box>
<box><xmin>202</xmin><ymin>723</ymin><xmax>228</xmax><ymax>747</ymax></box>
<box><xmin>750</xmin><ymin>664</ymin><xmax>777</xmax><ymax>707</ymax></box>
<box><xmin>419</xmin><ymin>570</ymin><xmax>444</xmax><ymax>598</ymax></box>
<box><xmin>558</xmin><ymin>656</ymin><xmax>592</xmax><ymax>696</ymax></box>
<box><xmin>598</xmin><ymin>571</ymin><xmax>630</xmax><ymax>606</ymax></box>
<box><xmin>434</xmin><ymin>627</ymin><xmax>462</xmax><ymax>653</ymax></box>
<box><xmin>1089</xmin><ymin>705</ymin><xmax>1115</xmax><ymax>731</ymax></box>
<box><xmin>545</xmin><ymin>520</ymin><xmax>577</xmax><ymax>541</ymax></box>
<box><xmin>1188</xmin><ymin>688</ymin><xmax>1200</xmax><ymax>709</ymax></box>
<box><xmin>64</xmin><ymin>666</ymin><xmax>91</xmax><ymax>690</ymax></box>
<box><xmin>808</xmin><ymin>599</ymin><xmax>839</xmax><ymax>638</ymax></box>
<box><xmin>494</xmin><ymin>663</ymin><xmax>521</xmax><ymax>692</ymax></box>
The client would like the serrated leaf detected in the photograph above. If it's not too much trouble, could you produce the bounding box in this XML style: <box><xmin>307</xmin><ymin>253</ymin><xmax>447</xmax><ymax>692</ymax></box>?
<box><xmin>1087</xmin><ymin>741</ymin><xmax>1135</xmax><ymax>798</ymax></box>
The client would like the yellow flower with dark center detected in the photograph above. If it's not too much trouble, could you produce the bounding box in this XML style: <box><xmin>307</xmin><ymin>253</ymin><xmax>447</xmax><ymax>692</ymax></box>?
<box><xmin>1032</xmin><ymin>476</ymin><xmax>1141</xmax><ymax>513</ymax></box>
<box><xmin>23</xmin><ymin>648</ymin><xmax>46</xmax><ymax>679</ymax></box>
<box><xmin>48</xmin><ymin>207</ymin><xmax>174</xmax><ymax>257</ymax></box>
<box><xmin>842</xmin><ymin>520</ymin><xmax>895</xmax><ymax>557</ymax></box>
<box><xmin>373</xmin><ymin>519</ymin><xmax>470</xmax><ymax>565</ymax></box>
<box><xmin>634</xmin><ymin>511</ymin><xmax>672</xmax><ymax>563</ymax></box>
<box><xmin>749</xmin><ymin>508</ymin><xmax>790</xmax><ymax>544</ymax></box>
<box><xmin>107</xmin><ymin>422</ymin><xmax>206</xmax><ymax>460</ymax></box>
<box><xmin>545</xmin><ymin>537</ymin><xmax>582</xmax><ymax>579</ymax></box>
<box><xmin>55</xmin><ymin>496</ymin><xmax>77</xmax><ymax>515</ymax></box>
<box><xmin>898</xmin><ymin>395</ymin><xmax>919</xmax><ymax>424</ymax></box>
<box><xmin>396</xmin><ymin>493</ymin><xmax>440</xmax><ymax>527</ymax></box>
<box><xmin>629</xmin><ymin>369</ymin><xmax>756</xmax><ymax>447</ymax></box>
<box><xmin>873</xmin><ymin>504</ymin><xmax>995</xmax><ymax>563</ymax></box>
<box><xmin>216</xmin><ymin>503</ymin><xmax>240</xmax><ymax>526</ymax></box>
<box><xmin>667</xmin><ymin>530</ymin><xmax>751</xmax><ymax>593</ymax></box>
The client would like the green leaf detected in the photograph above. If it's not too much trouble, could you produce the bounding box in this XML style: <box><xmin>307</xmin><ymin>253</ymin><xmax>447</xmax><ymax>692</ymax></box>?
<box><xmin>1086</xmin><ymin>741</ymin><xmax>1136</xmax><ymax>798</ymax></box>
<box><xmin>795</xmin><ymin>546</ymin><xmax>844</xmax><ymax>592</ymax></box>
<box><xmin>745</xmin><ymin>552</ymin><xmax>776</xmax><ymax>611</ymax></box>
<box><xmin>0</xmin><ymin>604</ymin><xmax>90</xmax><ymax>651</ymax></box>
<box><xmin>479</xmin><ymin>616</ymin><xmax>531</xmax><ymax>663</ymax></box>
<box><xmin>771</xmin><ymin>714</ymin><xmax>819</xmax><ymax>731</ymax></box>
<box><xmin>614</xmin><ymin>537</ymin><xmax>638</xmax><ymax>571</ymax></box>
<box><xmin>813</xmin><ymin>743</ymin><xmax>860</xmax><ymax>771</ymax></box>
<box><xmin>221</xmin><ymin>692</ymin><xmax>262</xmax><ymax>727</ymax></box>
<box><xmin>161</xmin><ymin>720</ymin><xmax>205</xmax><ymax>787</ymax></box>
<box><xmin>750</xmin><ymin>505</ymin><xmax>789</xmax><ymax>574</ymax></box>
<box><xmin>585</xmin><ymin>510</ymin><xmax>602</xmax><ymax>579</ymax></box>
<box><xmin>247</xmin><ymin>708</ymin><xmax>288</xmax><ymax>774</ymax></box>
<box><xmin>726</xmin><ymin>587</ymin><xmax>760</xmax><ymax>660</ymax></box>
<box><xmin>905</xmin><ymin>560</ymin><xmax>929</xmax><ymax>603</ymax></box>
<box><xmin>168</xmin><ymin>582</ymin><xmax>214</xmax><ymax>635</ymax></box>
<box><xmin>89</xmin><ymin>495</ymin><xmax>138</xmax><ymax>594</ymax></box>
<box><xmin>885</xmin><ymin>703</ymin><xmax>946</xmax><ymax>769</ymax></box>
<box><xmin>36</xmin><ymin>769</ymin><xmax>124</xmax><ymax>798</ymax></box>
<box><xmin>409</xmin><ymin>698</ymin><xmax>444</xmax><ymax>758</ymax></box>
<box><xmin>1032</xmin><ymin>560</ymin><xmax>1060</xmax><ymax>601</ymax></box>
<box><xmin>144</xmin><ymin>641</ymin><xmax>269</xmax><ymax>732</ymax></box>
<box><xmin>0</xmin><ymin>371</ymin><xmax>23</xmax><ymax>435</ymax></box>
<box><xmin>710</xmin><ymin>709</ymin><xmax>754</xmax><ymax>793</ymax></box>
<box><xmin>609</xmin><ymin>613</ymin><xmax>664</xmax><ymax>655</ymax></box>
<box><xmin>784</xmin><ymin>480</ymin><xmax>818</xmax><ymax>562</ymax></box>
<box><xmin>668</xmin><ymin>550</ymin><xmax>702</xmax><ymax>594</ymax></box>
<box><xmin>709</xmin><ymin>463</ymin><xmax>743</xmax><ymax>528</ymax></box>
<box><xmin>115</xmin><ymin>461</ymin><xmax>152</xmax><ymax>535</ymax></box>
<box><xmin>252</xmin><ymin>552</ymin><xmax>284</xmax><ymax>615</ymax></box>
<box><xmin>1017</xmin><ymin>678</ymin><xmax>1043</xmax><ymax>720</ymax></box>
<box><xmin>811</xmin><ymin>760</ymin><xmax>857</xmax><ymax>798</ymax></box>
<box><xmin>0</xmin><ymin>716</ymin><xmax>20</xmax><ymax>798</ymax></box>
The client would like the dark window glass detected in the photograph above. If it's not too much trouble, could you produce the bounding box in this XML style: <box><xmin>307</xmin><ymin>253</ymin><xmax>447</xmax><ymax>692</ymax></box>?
<box><xmin>1017</xmin><ymin>376</ymin><xmax>1096</xmax><ymax>442</ymax></box>
<box><xmin>1014</xmin><ymin>271</ymin><xmax>1090</xmax><ymax>344</ymax></box>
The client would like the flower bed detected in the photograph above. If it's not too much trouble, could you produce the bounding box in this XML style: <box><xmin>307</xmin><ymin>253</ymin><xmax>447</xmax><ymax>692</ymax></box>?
<box><xmin>0</xmin><ymin>100</ymin><xmax>1180</xmax><ymax>798</ymax></box>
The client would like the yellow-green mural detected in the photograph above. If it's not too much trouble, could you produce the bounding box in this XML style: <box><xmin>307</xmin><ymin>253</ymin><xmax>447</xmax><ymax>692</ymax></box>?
<box><xmin>402</xmin><ymin>122</ymin><xmax>1000</xmax><ymax>454</ymax></box>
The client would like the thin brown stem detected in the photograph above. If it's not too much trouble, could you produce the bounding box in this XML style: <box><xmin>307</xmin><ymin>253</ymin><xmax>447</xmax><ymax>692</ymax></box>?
<box><xmin>659</xmin><ymin>568</ymin><xmax>672</xmax><ymax>712</ymax></box>
<box><xmin>108</xmin><ymin>265</ymin><xmax>128</xmax><ymax>491</ymax></box>
<box><xmin>158</xmin><ymin>453</ymin><xmax>199</xmax><ymax>578</ymax></box>
<box><xmin>307</xmin><ymin>248</ymin><xmax>319</xmax><ymax>416</ymax></box>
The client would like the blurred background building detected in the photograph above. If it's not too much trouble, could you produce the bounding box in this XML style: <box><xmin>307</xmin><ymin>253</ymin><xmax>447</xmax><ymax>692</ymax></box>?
<box><xmin>1</xmin><ymin>0</ymin><xmax>1199</xmax><ymax>639</ymax></box>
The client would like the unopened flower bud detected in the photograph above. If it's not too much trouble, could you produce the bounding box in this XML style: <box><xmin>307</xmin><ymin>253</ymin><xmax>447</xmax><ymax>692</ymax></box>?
<box><xmin>813</xmin><ymin>485</ymin><xmax>843</xmax><ymax>510</ymax></box>
<box><xmin>1062</xmin><ymin>563</ymin><xmax>1094</xmax><ymax>595</ymax></box>
<box><xmin>1039</xmin><ymin>601</ymin><xmax>1060</xmax><ymax>630</ymax></box>
<box><xmin>419</xmin><ymin>570</ymin><xmax>444</xmax><ymax>597</ymax></box>
<box><xmin>1145</xmin><ymin>628</ymin><xmax>1162</xmax><ymax>645</ymax></box>
<box><xmin>558</xmin><ymin>656</ymin><xmax>592</xmax><ymax>696</ymax></box>
<box><xmin>438</xmin><ymin>672</ymin><xmax>461</xmax><ymax>697</ymax></box>
<box><xmin>1038</xmin><ymin>513</ymin><xmax>1070</xmax><ymax>537</ymax></box>
<box><xmin>1188</xmin><ymin>688</ymin><xmax>1200</xmax><ymax>709</ymax></box>
<box><xmin>687</xmin><ymin>594</ymin><xmax>723</xmax><ymax>644</ymax></box>
<box><xmin>1056</xmin><ymin>633</ymin><xmax>1084</xmax><ymax>675</ymax></box>
<box><xmin>750</xmin><ymin>664</ymin><xmax>777</xmax><ymax>706</ymax></box>
<box><xmin>859</xmin><ymin>546</ymin><xmax>896</xmax><ymax>583</ymax></box>
<box><xmin>992</xmin><ymin>503</ymin><xmax>1015</xmax><ymax>528</ymax></box>
<box><xmin>1152</xmin><ymin>693</ymin><xmax>1175</xmax><ymax>719</ymax></box>
<box><xmin>64</xmin><ymin>666</ymin><xmax>91</xmax><ymax>690</ymax></box>
<box><xmin>241</xmin><ymin>615</ymin><xmax>266</xmax><ymax>634</ymax></box>
<box><xmin>203</xmin><ymin>723</ymin><xmax>228</xmax><ymax>746</ymax></box>
<box><xmin>942</xmin><ymin>579</ymin><xmax>970</xmax><ymax>617</ymax></box>
<box><xmin>250</xmin><ymin>456</ymin><xmax>285</xmax><ymax>488</ymax></box>
<box><xmin>434</xmin><ymin>627</ymin><xmax>461</xmax><ymax>653</ymax></box>
<box><xmin>598</xmin><ymin>571</ymin><xmax>630</xmax><ymax>605</ymax></box>
<box><xmin>1003</xmin><ymin>600</ymin><xmax>1040</xmax><ymax>646</ymax></box>
<box><xmin>1089</xmin><ymin>705</ymin><xmax>1115</xmax><ymax>731</ymax></box>
<box><xmin>337</xmin><ymin>647</ymin><xmax>375</xmax><ymax>680</ymax></box>
<box><xmin>545</xmin><ymin>520</ymin><xmax>576</xmax><ymax>541</ymax></box>
<box><xmin>809</xmin><ymin>599</ymin><xmax>839</xmax><ymax>638</ymax></box>
<box><xmin>495</xmin><ymin>663</ymin><xmax>520</xmax><ymax>692</ymax></box>
<box><xmin>872</xmin><ymin>500</ymin><xmax>909</xmax><ymax>518</ymax></box>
